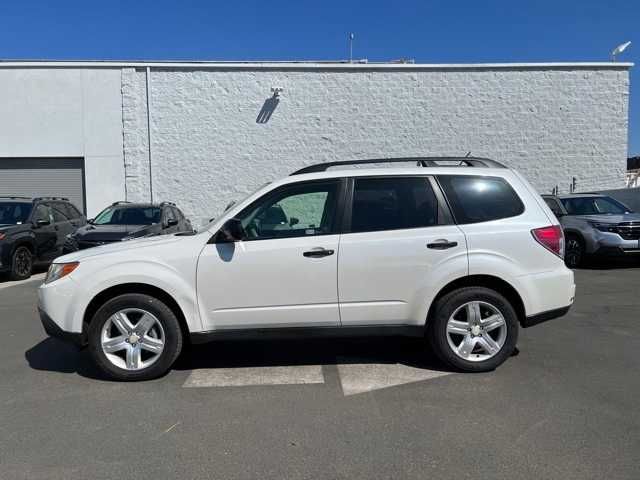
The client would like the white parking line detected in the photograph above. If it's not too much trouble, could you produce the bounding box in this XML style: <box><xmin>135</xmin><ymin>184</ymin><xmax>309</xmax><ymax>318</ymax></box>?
<box><xmin>0</xmin><ymin>273</ymin><xmax>45</xmax><ymax>290</ymax></box>
<box><xmin>183</xmin><ymin>365</ymin><xmax>325</xmax><ymax>388</ymax></box>
<box><xmin>336</xmin><ymin>362</ymin><xmax>453</xmax><ymax>396</ymax></box>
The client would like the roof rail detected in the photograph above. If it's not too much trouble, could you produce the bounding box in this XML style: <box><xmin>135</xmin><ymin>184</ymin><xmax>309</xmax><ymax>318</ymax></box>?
<box><xmin>111</xmin><ymin>201</ymin><xmax>131</xmax><ymax>206</ymax></box>
<box><xmin>159</xmin><ymin>201</ymin><xmax>176</xmax><ymax>206</ymax></box>
<box><xmin>290</xmin><ymin>156</ymin><xmax>507</xmax><ymax>175</ymax></box>
<box><xmin>33</xmin><ymin>196</ymin><xmax>69</xmax><ymax>201</ymax></box>
<box><xmin>0</xmin><ymin>195</ymin><xmax>31</xmax><ymax>200</ymax></box>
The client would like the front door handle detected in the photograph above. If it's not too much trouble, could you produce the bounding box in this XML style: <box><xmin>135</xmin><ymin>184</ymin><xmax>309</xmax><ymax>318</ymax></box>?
<box><xmin>303</xmin><ymin>248</ymin><xmax>335</xmax><ymax>258</ymax></box>
<box><xmin>427</xmin><ymin>239</ymin><xmax>458</xmax><ymax>250</ymax></box>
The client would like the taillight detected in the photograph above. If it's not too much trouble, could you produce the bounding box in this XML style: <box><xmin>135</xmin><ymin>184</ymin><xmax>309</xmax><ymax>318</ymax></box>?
<box><xmin>531</xmin><ymin>225</ymin><xmax>564</xmax><ymax>258</ymax></box>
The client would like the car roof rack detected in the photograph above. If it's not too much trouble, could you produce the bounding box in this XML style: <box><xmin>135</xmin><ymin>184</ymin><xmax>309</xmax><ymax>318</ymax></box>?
<box><xmin>0</xmin><ymin>195</ymin><xmax>31</xmax><ymax>200</ymax></box>
<box><xmin>111</xmin><ymin>201</ymin><xmax>132</xmax><ymax>206</ymax></box>
<box><xmin>159</xmin><ymin>201</ymin><xmax>176</xmax><ymax>207</ymax></box>
<box><xmin>290</xmin><ymin>156</ymin><xmax>507</xmax><ymax>175</ymax></box>
<box><xmin>33</xmin><ymin>196</ymin><xmax>69</xmax><ymax>201</ymax></box>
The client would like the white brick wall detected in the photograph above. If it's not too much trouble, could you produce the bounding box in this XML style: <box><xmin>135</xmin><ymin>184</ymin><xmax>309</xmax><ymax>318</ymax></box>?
<box><xmin>121</xmin><ymin>66</ymin><xmax>630</xmax><ymax>226</ymax></box>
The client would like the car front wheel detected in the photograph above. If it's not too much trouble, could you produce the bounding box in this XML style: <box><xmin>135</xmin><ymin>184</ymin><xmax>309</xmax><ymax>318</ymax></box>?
<box><xmin>428</xmin><ymin>287</ymin><xmax>518</xmax><ymax>372</ymax></box>
<box><xmin>88</xmin><ymin>293</ymin><xmax>183</xmax><ymax>381</ymax></box>
<box><xmin>564</xmin><ymin>235</ymin><xmax>584</xmax><ymax>269</ymax></box>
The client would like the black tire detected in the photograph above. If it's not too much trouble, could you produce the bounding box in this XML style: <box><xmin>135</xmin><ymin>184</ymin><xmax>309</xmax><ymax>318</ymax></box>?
<box><xmin>427</xmin><ymin>287</ymin><xmax>519</xmax><ymax>372</ymax></box>
<box><xmin>10</xmin><ymin>246</ymin><xmax>33</xmax><ymax>281</ymax></box>
<box><xmin>88</xmin><ymin>293</ymin><xmax>183</xmax><ymax>381</ymax></box>
<box><xmin>564</xmin><ymin>234</ymin><xmax>584</xmax><ymax>269</ymax></box>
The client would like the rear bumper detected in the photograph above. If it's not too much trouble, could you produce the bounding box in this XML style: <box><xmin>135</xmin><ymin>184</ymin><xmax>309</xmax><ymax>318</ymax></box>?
<box><xmin>522</xmin><ymin>305</ymin><xmax>571</xmax><ymax>328</ymax></box>
<box><xmin>38</xmin><ymin>307</ymin><xmax>86</xmax><ymax>347</ymax></box>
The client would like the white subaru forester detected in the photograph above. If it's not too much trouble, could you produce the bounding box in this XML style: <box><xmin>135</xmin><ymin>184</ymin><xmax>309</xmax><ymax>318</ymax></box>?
<box><xmin>38</xmin><ymin>157</ymin><xmax>575</xmax><ymax>381</ymax></box>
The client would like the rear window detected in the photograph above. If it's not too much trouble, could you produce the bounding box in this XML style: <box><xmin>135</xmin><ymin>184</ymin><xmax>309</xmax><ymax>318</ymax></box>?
<box><xmin>438</xmin><ymin>175</ymin><xmax>524</xmax><ymax>224</ymax></box>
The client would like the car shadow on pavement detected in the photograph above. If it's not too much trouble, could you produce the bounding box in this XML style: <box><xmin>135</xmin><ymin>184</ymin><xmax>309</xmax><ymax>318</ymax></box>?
<box><xmin>25</xmin><ymin>338</ymin><xmax>109</xmax><ymax>380</ymax></box>
<box><xmin>173</xmin><ymin>337</ymin><xmax>455</xmax><ymax>373</ymax></box>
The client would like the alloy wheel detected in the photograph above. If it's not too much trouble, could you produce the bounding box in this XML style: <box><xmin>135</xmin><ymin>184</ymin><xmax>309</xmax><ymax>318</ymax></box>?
<box><xmin>100</xmin><ymin>308</ymin><xmax>165</xmax><ymax>371</ymax></box>
<box><xmin>446</xmin><ymin>301</ymin><xmax>508</xmax><ymax>362</ymax></box>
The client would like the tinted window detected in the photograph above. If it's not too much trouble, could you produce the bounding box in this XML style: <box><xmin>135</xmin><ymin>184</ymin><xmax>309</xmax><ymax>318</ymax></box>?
<box><xmin>438</xmin><ymin>175</ymin><xmax>524</xmax><ymax>224</ymax></box>
<box><xmin>164</xmin><ymin>207</ymin><xmax>176</xmax><ymax>222</ymax></box>
<box><xmin>60</xmin><ymin>202</ymin><xmax>81</xmax><ymax>219</ymax></box>
<box><xmin>0</xmin><ymin>202</ymin><xmax>32</xmax><ymax>225</ymax></box>
<box><xmin>236</xmin><ymin>180</ymin><xmax>339</xmax><ymax>240</ymax></box>
<box><xmin>171</xmin><ymin>207</ymin><xmax>183</xmax><ymax>220</ymax></box>
<box><xmin>560</xmin><ymin>196</ymin><xmax>632</xmax><ymax>215</ymax></box>
<box><xmin>33</xmin><ymin>204</ymin><xmax>53</xmax><ymax>223</ymax></box>
<box><xmin>350</xmin><ymin>177</ymin><xmax>438</xmax><ymax>233</ymax></box>
<box><xmin>50</xmin><ymin>203</ymin><xmax>70</xmax><ymax>223</ymax></box>
<box><xmin>543</xmin><ymin>197</ymin><xmax>564</xmax><ymax>216</ymax></box>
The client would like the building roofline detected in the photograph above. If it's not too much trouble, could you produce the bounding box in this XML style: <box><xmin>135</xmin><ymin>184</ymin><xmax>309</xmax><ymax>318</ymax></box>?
<box><xmin>0</xmin><ymin>60</ymin><xmax>633</xmax><ymax>70</ymax></box>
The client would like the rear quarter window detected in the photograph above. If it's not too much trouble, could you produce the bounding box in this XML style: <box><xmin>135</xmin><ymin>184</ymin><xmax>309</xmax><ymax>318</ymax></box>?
<box><xmin>437</xmin><ymin>175</ymin><xmax>524</xmax><ymax>224</ymax></box>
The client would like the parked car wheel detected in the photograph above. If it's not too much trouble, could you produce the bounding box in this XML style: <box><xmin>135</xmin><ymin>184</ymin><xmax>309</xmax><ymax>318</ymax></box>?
<box><xmin>564</xmin><ymin>234</ymin><xmax>584</xmax><ymax>269</ymax></box>
<box><xmin>88</xmin><ymin>293</ymin><xmax>183</xmax><ymax>381</ymax></box>
<box><xmin>10</xmin><ymin>246</ymin><xmax>33</xmax><ymax>280</ymax></box>
<box><xmin>428</xmin><ymin>287</ymin><xmax>518</xmax><ymax>372</ymax></box>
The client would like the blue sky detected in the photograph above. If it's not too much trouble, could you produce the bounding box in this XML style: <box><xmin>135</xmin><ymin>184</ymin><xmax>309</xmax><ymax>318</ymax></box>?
<box><xmin>1</xmin><ymin>0</ymin><xmax>637</xmax><ymax>155</ymax></box>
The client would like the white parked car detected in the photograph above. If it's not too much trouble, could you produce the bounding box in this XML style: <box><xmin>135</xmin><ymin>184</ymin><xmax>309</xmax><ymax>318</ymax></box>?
<box><xmin>38</xmin><ymin>157</ymin><xmax>575</xmax><ymax>381</ymax></box>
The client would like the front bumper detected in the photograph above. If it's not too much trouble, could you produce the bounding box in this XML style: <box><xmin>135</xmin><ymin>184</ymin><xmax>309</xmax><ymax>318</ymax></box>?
<box><xmin>585</xmin><ymin>230</ymin><xmax>640</xmax><ymax>255</ymax></box>
<box><xmin>38</xmin><ymin>307</ymin><xmax>86</xmax><ymax>347</ymax></box>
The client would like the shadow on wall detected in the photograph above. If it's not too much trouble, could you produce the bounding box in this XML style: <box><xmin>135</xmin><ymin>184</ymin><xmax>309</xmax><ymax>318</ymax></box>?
<box><xmin>256</xmin><ymin>94</ymin><xmax>280</xmax><ymax>124</ymax></box>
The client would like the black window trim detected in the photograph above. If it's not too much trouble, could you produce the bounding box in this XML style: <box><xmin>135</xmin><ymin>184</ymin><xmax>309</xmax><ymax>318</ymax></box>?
<box><xmin>435</xmin><ymin>174</ymin><xmax>526</xmax><ymax>225</ymax></box>
<box><xmin>342</xmin><ymin>174</ymin><xmax>453</xmax><ymax>235</ymax></box>
<box><xmin>212</xmin><ymin>177</ymin><xmax>348</xmax><ymax>243</ymax></box>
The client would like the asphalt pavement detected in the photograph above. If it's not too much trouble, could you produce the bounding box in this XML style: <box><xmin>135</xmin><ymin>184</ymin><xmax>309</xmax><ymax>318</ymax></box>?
<box><xmin>0</xmin><ymin>266</ymin><xmax>639</xmax><ymax>479</ymax></box>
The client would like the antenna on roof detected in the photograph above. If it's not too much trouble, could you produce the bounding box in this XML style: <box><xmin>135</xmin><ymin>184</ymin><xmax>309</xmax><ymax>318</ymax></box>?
<box><xmin>349</xmin><ymin>33</ymin><xmax>355</xmax><ymax>63</ymax></box>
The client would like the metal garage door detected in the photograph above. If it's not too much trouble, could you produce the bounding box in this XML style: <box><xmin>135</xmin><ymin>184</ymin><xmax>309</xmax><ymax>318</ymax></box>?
<box><xmin>0</xmin><ymin>158</ymin><xmax>85</xmax><ymax>213</ymax></box>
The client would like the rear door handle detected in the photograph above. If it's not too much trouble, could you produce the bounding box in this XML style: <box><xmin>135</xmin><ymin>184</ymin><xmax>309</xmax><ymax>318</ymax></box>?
<box><xmin>427</xmin><ymin>239</ymin><xmax>458</xmax><ymax>250</ymax></box>
<box><xmin>303</xmin><ymin>248</ymin><xmax>335</xmax><ymax>258</ymax></box>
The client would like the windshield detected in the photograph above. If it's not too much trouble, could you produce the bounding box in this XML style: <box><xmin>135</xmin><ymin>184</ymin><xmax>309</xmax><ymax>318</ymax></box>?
<box><xmin>560</xmin><ymin>196</ymin><xmax>632</xmax><ymax>216</ymax></box>
<box><xmin>0</xmin><ymin>202</ymin><xmax>32</xmax><ymax>225</ymax></box>
<box><xmin>93</xmin><ymin>206</ymin><xmax>161</xmax><ymax>225</ymax></box>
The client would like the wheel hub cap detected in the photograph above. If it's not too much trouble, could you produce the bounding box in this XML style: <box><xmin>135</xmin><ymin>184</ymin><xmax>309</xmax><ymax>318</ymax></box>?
<box><xmin>100</xmin><ymin>308</ymin><xmax>165</xmax><ymax>371</ymax></box>
<box><xmin>446</xmin><ymin>300</ymin><xmax>508</xmax><ymax>362</ymax></box>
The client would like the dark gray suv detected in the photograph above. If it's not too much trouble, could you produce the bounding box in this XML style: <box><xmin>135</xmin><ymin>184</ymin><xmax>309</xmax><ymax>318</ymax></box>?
<box><xmin>542</xmin><ymin>194</ymin><xmax>640</xmax><ymax>267</ymax></box>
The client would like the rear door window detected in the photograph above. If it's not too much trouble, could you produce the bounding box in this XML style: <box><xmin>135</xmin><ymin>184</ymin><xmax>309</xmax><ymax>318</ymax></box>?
<box><xmin>349</xmin><ymin>177</ymin><xmax>439</xmax><ymax>233</ymax></box>
<box><xmin>437</xmin><ymin>175</ymin><xmax>524</xmax><ymax>224</ymax></box>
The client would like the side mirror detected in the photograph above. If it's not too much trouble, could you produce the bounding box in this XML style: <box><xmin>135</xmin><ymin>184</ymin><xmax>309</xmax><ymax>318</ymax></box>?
<box><xmin>35</xmin><ymin>219</ymin><xmax>51</xmax><ymax>227</ymax></box>
<box><xmin>166</xmin><ymin>219</ymin><xmax>179</xmax><ymax>227</ymax></box>
<box><xmin>216</xmin><ymin>218</ymin><xmax>245</xmax><ymax>243</ymax></box>
<box><xmin>289</xmin><ymin>217</ymin><xmax>299</xmax><ymax>227</ymax></box>
<box><xmin>87</xmin><ymin>218</ymin><xmax>94</xmax><ymax>224</ymax></box>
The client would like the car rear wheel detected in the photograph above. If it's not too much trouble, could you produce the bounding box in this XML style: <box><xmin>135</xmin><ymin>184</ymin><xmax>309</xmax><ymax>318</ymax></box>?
<box><xmin>10</xmin><ymin>246</ymin><xmax>33</xmax><ymax>280</ymax></box>
<box><xmin>427</xmin><ymin>287</ymin><xmax>518</xmax><ymax>372</ymax></box>
<box><xmin>564</xmin><ymin>235</ymin><xmax>584</xmax><ymax>268</ymax></box>
<box><xmin>88</xmin><ymin>293</ymin><xmax>183</xmax><ymax>381</ymax></box>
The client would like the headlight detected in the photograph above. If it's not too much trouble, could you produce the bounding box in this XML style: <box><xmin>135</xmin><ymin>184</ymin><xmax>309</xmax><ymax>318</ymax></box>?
<box><xmin>45</xmin><ymin>262</ymin><xmax>79</xmax><ymax>284</ymax></box>
<box><xmin>588</xmin><ymin>222</ymin><xmax>618</xmax><ymax>233</ymax></box>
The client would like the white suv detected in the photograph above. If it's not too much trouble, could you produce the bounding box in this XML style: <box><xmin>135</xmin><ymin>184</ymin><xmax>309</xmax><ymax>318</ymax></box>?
<box><xmin>38</xmin><ymin>157</ymin><xmax>575</xmax><ymax>381</ymax></box>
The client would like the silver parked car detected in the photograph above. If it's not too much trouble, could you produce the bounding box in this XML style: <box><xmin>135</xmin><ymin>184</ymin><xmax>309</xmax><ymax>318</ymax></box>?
<box><xmin>542</xmin><ymin>194</ymin><xmax>640</xmax><ymax>267</ymax></box>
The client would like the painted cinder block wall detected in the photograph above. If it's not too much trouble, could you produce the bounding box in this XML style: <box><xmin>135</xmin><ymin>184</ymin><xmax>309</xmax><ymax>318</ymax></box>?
<box><xmin>121</xmin><ymin>64</ymin><xmax>630</xmax><ymax>226</ymax></box>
